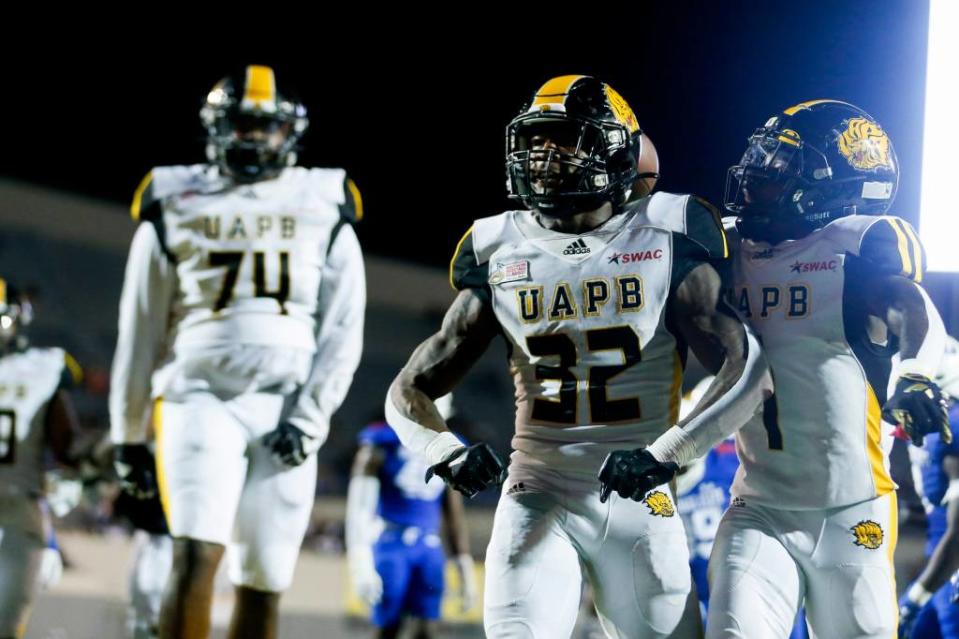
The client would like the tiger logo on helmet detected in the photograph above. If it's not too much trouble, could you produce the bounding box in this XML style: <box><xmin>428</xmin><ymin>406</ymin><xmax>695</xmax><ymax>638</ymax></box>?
<box><xmin>837</xmin><ymin>117</ymin><xmax>893</xmax><ymax>171</ymax></box>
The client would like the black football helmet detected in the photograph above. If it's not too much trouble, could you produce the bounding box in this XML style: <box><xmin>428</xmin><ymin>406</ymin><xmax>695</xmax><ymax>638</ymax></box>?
<box><xmin>200</xmin><ymin>65</ymin><xmax>309</xmax><ymax>182</ymax></box>
<box><xmin>506</xmin><ymin>75</ymin><xmax>657</xmax><ymax>217</ymax></box>
<box><xmin>0</xmin><ymin>278</ymin><xmax>32</xmax><ymax>353</ymax></box>
<box><xmin>725</xmin><ymin>99</ymin><xmax>899</xmax><ymax>242</ymax></box>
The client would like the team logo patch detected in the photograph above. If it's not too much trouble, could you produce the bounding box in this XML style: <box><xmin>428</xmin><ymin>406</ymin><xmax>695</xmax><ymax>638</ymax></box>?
<box><xmin>643</xmin><ymin>491</ymin><xmax>675</xmax><ymax>518</ymax></box>
<box><xmin>604</xmin><ymin>86</ymin><xmax>640</xmax><ymax>134</ymax></box>
<box><xmin>607</xmin><ymin>249</ymin><xmax>663</xmax><ymax>265</ymax></box>
<box><xmin>489</xmin><ymin>260</ymin><xmax>530</xmax><ymax>286</ymax></box>
<box><xmin>789</xmin><ymin>259</ymin><xmax>837</xmax><ymax>273</ymax></box>
<box><xmin>851</xmin><ymin>520</ymin><xmax>884</xmax><ymax>550</ymax></box>
<box><xmin>838</xmin><ymin>117</ymin><xmax>893</xmax><ymax>171</ymax></box>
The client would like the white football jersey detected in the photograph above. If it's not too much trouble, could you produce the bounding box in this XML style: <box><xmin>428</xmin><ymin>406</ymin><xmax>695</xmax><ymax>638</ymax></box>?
<box><xmin>451</xmin><ymin>193</ymin><xmax>728</xmax><ymax>473</ymax></box>
<box><xmin>0</xmin><ymin>348</ymin><xmax>71</xmax><ymax>501</ymax></box>
<box><xmin>728</xmin><ymin>214</ymin><xmax>925</xmax><ymax>509</ymax></box>
<box><xmin>110</xmin><ymin>165</ymin><xmax>366</xmax><ymax>443</ymax></box>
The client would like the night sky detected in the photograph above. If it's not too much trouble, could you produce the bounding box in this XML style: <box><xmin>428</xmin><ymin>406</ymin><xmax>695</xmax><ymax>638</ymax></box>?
<box><xmin>4</xmin><ymin>2</ymin><xmax>930</xmax><ymax>269</ymax></box>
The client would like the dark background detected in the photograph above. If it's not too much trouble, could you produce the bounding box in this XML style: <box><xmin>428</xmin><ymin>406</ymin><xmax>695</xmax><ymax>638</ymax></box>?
<box><xmin>2</xmin><ymin>1</ymin><xmax>933</xmax><ymax>269</ymax></box>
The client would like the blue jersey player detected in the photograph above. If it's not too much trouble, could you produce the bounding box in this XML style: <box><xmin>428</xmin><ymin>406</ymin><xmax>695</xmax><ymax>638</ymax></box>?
<box><xmin>346</xmin><ymin>396</ymin><xmax>476</xmax><ymax>639</ymax></box>
<box><xmin>901</xmin><ymin>340</ymin><xmax>959</xmax><ymax>639</ymax></box>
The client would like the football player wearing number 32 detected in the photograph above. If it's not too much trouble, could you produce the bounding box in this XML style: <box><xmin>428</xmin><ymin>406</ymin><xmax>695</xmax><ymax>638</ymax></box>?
<box><xmin>387</xmin><ymin>75</ymin><xmax>770</xmax><ymax>638</ymax></box>
<box><xmin>109</xmin><ymin>65</ymin><xmax>365</xmax><ymax>639</ymax></box>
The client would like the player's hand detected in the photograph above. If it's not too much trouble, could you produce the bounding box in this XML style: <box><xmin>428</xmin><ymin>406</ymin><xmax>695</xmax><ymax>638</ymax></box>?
<box><xmin>425</xmin><ymin>443</ymin><xmax>507</xmax><ymax>499</ymax></box>
<box><xmin>113</xmin><ymin>444</ymin><xmax>158</xmax><ymax>500</ymax></box>
<box><xmin>454</xmin><ymin>553</ymin><xmax>478</xmax><ymax>613</ymax></box>
<box><xmin>348</xmin><ymin>548</ymin><xmax>383</xmax><ymax>606</ymax></box>
<box><xmin>898</xmin><ymin>591</ymin><xmax>922</xmax><ymax>638</ymax></box>
<box><xmin>598</xmin><ymin>448</ymin><xmax>678</xmax><ymax>503</ymax></box>
<box><xmin>883</xmin><ymin>374</ymin><xmax>952</xmax><ymax>447</ymax></box>
<box><xmin>951</xmin><ymin>572</ymin><xmax>958</xmax><ymax>606</ymax></box>
<box><xmin>263</xmin><ymin>421</ymin><xmax>316</xmax><ymax>468</ymax></box>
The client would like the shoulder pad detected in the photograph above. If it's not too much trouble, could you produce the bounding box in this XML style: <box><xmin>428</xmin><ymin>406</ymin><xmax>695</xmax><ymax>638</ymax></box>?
<box><xmin>638</xmin><ymin>193</ymin><xmax>729</xmax><ymax>259</ymax></box>
<box><xmin>449</xmin><ymin>212</ymin><xmax>513</xmax><ymax>291</ymax></box>
<box><xmin>831</xmin><ymin>215</ymin><xmax>925</xmax><ymax>282</ymax></box>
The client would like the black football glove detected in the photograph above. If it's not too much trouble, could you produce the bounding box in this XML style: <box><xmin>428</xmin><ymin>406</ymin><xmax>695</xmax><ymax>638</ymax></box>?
<box><xmin>425</xmin><ymin>443</ymin><xmax>508</xmax><ymax>499</ymax></box>
<box><xmin>882</xmin><ymin>374</ymin><xmax>952</xmax><ymax>447</ymax></box>
<box><xmin>598</xmin><ymin>448</ymin><xmax>679</xmax><ymax>503</ymax></box>
<box><xmin>113</xmin><ymin>443</ymin><xmax>158</xmax><ymax>500</ymax></box>
<box><xmin>263</xmin><ymin>421</ymin><xmax>316</xmax><ymax>468</ymax></box>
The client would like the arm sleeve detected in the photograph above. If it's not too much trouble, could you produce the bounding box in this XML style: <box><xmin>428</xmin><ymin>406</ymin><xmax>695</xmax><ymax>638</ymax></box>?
<box><xmin>285</xmin><ymin>223</ymin><xmax>366</xmax><ymax>443</ymax></box>
<box><xmin>109</xmin><ymin>223</ymin><xmax>177</xmax><ymax>444</ymax></box>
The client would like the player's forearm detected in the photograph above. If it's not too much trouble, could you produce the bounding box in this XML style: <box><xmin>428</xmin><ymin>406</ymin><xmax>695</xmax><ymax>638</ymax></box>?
<box><xmin>110</xmin><ymin>225</ymin><xmax>174</xmax><ymax>443</ymax></box>
<box><xmin>918</xmin><ymin>506</ymin><xmax>959</xmax><ymax>593</ymax></box>
<box><xmin>345</xmin><ymin>475</ymin><xmax>380</xmax><ymax>556</ymax></box>
<box><xmin>648</xmin><ymin>328</ymin><xmax>770</xmax><ymax>466</ymax></box>
<box><xmin>884</xmin><ymin>280</ymin><xmax>946</xmax><ymax>378</ymax></box>
<box><xmin>386</xmin><ymin>372</ymin><xmax>463</xmax><ymax>467</ymax></box>
<box><xmin>386</xmin><ymin>290</ymin><xmax>496</xmax><ymax>465</ymax></box>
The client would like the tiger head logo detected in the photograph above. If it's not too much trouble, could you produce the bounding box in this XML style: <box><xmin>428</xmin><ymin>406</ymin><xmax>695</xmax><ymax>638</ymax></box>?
<box><xmin>605</xmin><ymin>85</ymin><xmax>640</xmax><ymax>134</ymax></box>
<box><xmin>643</xmin><ymin>491</ymin><xmax>675</xmax><ymax>518</ymax></box>
<box><xmin>851</xmin><ymin>520</ymin><xmax>884</xmax><ymax>550</ymax></box>
<box><xmin>837</xmin><ymin>117</ymin><xmax>893</xmax><ymax>171</ymax></box>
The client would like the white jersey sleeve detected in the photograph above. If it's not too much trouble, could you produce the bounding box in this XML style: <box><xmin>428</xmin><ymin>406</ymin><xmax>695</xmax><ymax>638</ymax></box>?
<box><xmin>285</xmin><ymin>223</ymin><xmax>366</xmax><ymax>442</ymax></box>
<box><xmin>109</xmin><ymin>222</ymin><xmax>177</xmax><ymax>444</ymax></box>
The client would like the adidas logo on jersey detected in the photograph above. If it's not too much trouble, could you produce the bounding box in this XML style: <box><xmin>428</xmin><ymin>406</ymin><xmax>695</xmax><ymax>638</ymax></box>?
<box><xmin>751</xmin><ymin>248</ymin><xmax>776</xmax><ymax>260</ymax></box>
<box><xmin>563</xmin><ymin>239</ymin><xmax>590</xmax><ymax>256</ymax></box>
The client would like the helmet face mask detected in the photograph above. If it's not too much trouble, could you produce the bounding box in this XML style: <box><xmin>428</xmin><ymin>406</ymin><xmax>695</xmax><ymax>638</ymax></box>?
<box><xmin>200</xmin><ymin>66</ymin><xmax>308</xmax><ymax>183</ymax></box>
<box><xmin>506</xmin><ymin>76</ymin><xmax>646</xmax><ymax>218</ymax></box>
<box><xmin>725</xmin><ymin>101</ymin><xmax>898</xmax><ymax>243</ymax></box>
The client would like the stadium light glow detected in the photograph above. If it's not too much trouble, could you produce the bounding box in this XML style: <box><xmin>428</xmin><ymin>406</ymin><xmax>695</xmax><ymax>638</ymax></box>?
<box><xmin>919</xmin><ymin>0</ymin><xmax>959</xmax><ymax>271</ymax></box>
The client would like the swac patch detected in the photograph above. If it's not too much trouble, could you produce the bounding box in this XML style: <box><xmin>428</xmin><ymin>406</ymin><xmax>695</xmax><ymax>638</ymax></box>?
<box><xmin>604</xmin><ymin>85</ymin><xmax>640</xmax><ymax>134</ymax></box>
<box><xmin>851</xmin><ymin>520</ymin><xmax>884</xmax><ymax>550</ymax></box>
<box><xmin>838</xmin><ymin>117</ymin><xmax>893</xmax><ymax>171</ymax></box>
<box><xmin>643</xmin><ymin>491</ymin><xmax>675</xmax><ymax>518</ymax></box>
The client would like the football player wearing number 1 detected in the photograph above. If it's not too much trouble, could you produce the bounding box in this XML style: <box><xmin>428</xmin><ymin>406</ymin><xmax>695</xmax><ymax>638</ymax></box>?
<box><xmin>109</xmin><ymin>65</ymin><xmax>365</xmax><ymax>639</ymax></box>
<box><xmin>609</xmin><ymin>100</ymin><xmax>951</xmax><ymax>638</ymax></box>
<box><xmin>387</xmin><ymin>75</ymin><xmax>769</xmax><ymax>638</ymax></box>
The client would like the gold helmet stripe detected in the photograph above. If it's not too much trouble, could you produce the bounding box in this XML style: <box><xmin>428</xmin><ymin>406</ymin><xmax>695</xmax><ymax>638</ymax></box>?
<box><xmin>0</xmin><ymin>278</ymin><xmax>6</xmax><ymax>306</ymax></box>
<box><xmin>783</xmin><ymin>98</ymin><xmax>850</xmax><ymax>116</ymax></box>
<box><xmin>243</xmin><ymin>65</ymin><xmax>277</xmax><ymax>107</ymax></box>
<box><xmin>531</xmin><ymin>75</ymin><xmax>586</xmax><ymax>107</ymax></box>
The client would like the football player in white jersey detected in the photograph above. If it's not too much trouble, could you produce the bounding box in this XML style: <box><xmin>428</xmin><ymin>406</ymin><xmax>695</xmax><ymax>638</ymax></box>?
<box><xmin>109</xmin><ymin>65</ymin><xmax>366</xmax><ymax>639</ymax></box>
<box><xmin>0</xmin><ymin>279</ymin><xmax>82</xmax><ymax>639</ymax></box>
<box><xmin>385</xmin><ymin>75</ymin><xmax>770</xmax><ymax>638</ymax></box>
<box><xmin>607</xmin><ymin>100</ymin><xmax>951</xmax><ymax>638</ymax></box>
